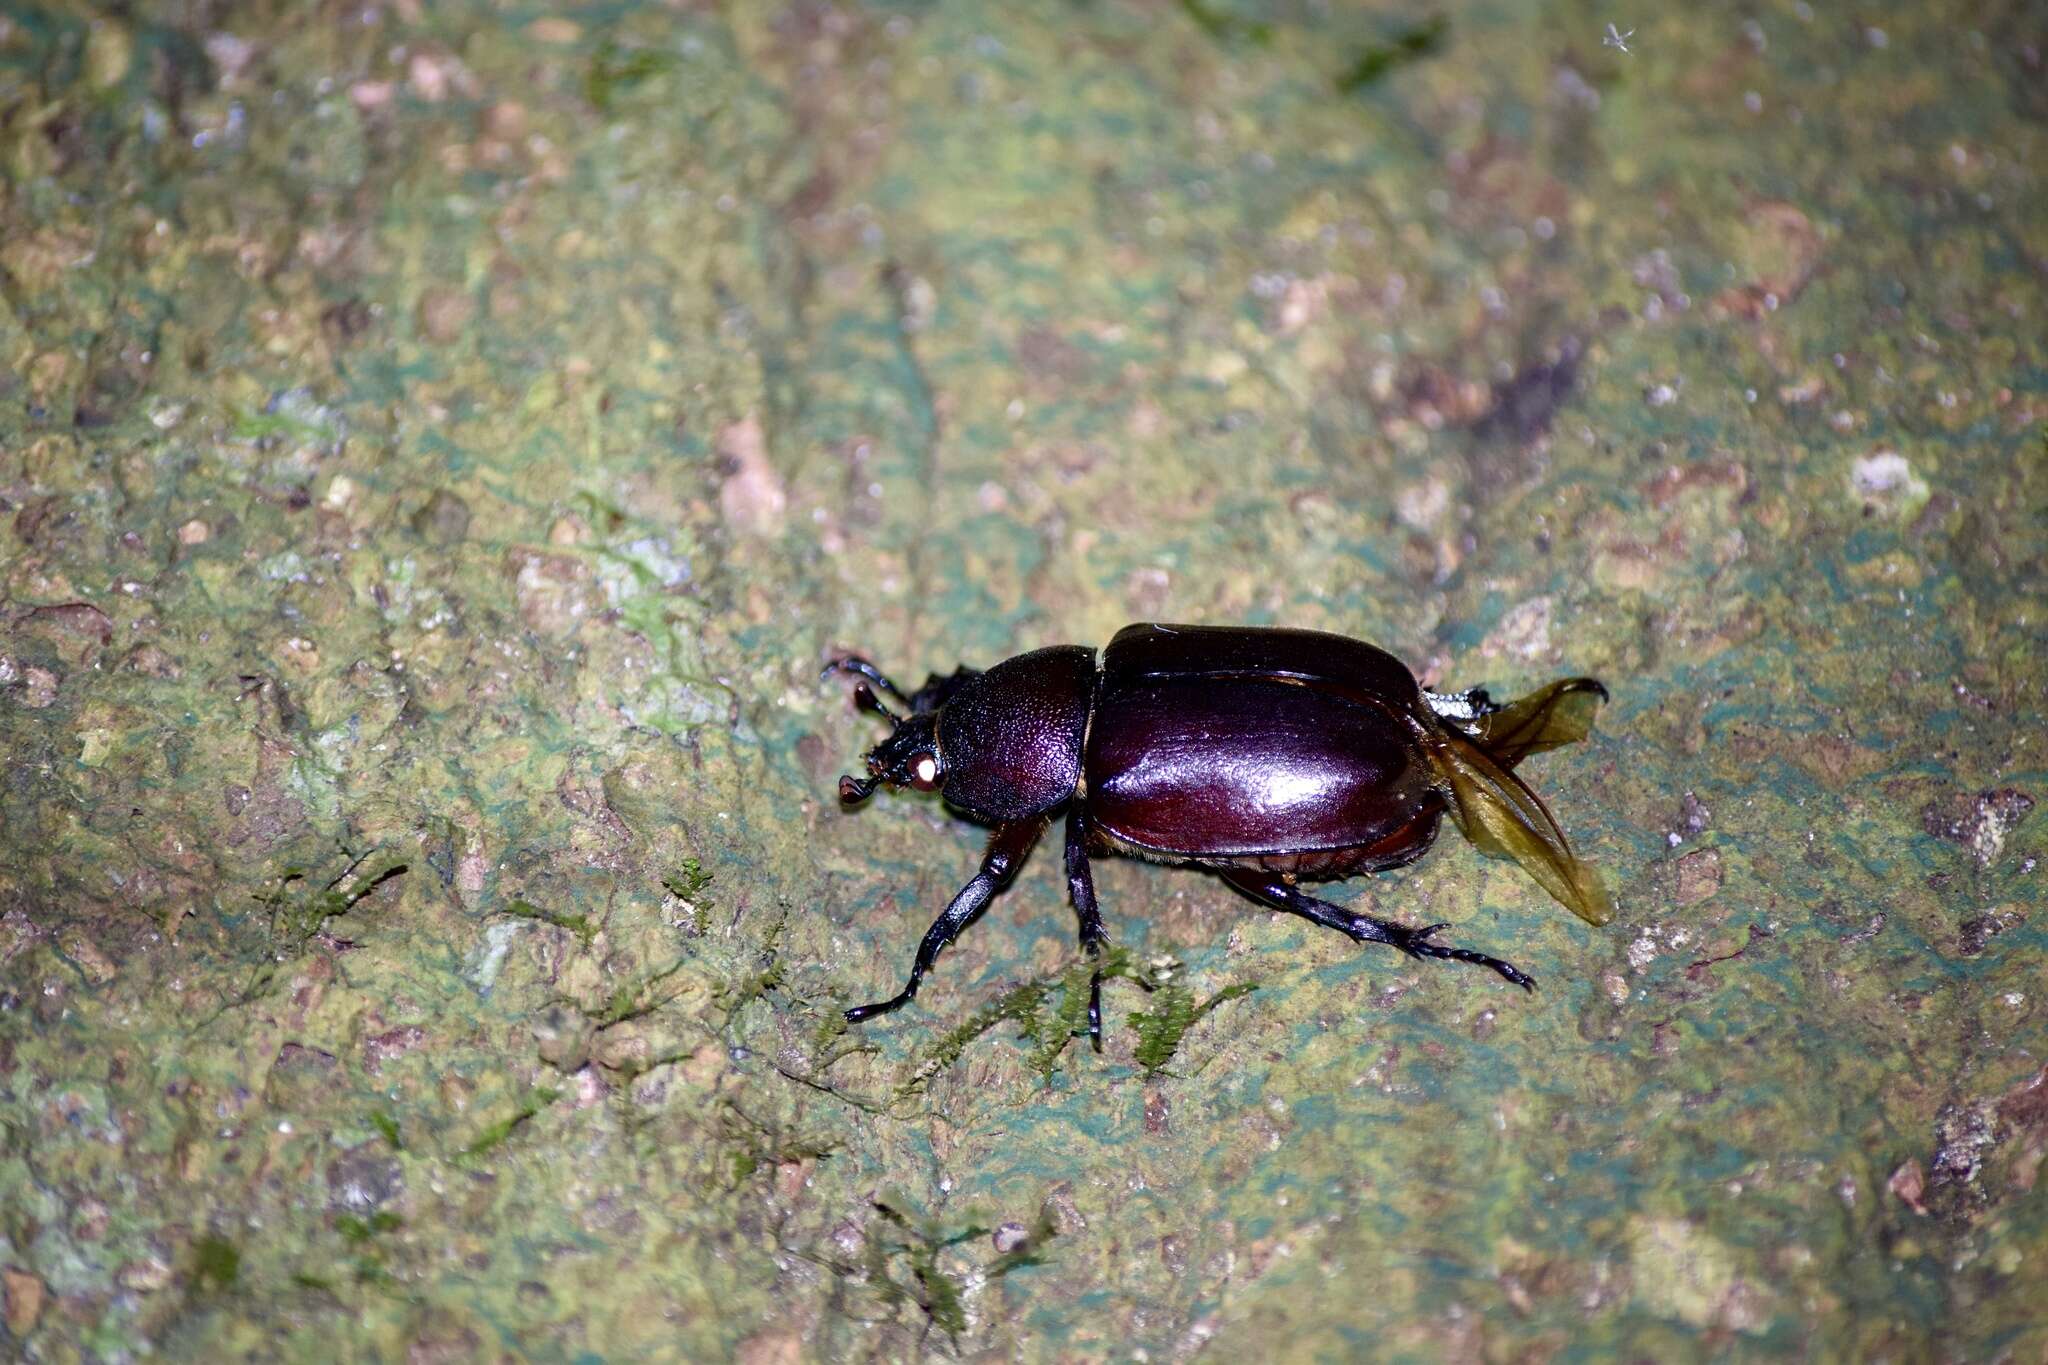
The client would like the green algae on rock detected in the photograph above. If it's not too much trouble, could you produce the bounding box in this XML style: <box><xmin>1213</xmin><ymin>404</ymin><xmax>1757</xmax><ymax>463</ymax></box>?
<box><xmin>1</xmin><ymin>0</ymin><xmax>2044</xmax><ymax>1359</ymax></box>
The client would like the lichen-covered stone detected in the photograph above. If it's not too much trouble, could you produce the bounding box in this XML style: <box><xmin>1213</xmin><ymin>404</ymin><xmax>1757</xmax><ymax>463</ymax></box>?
<box><xmin>0</xmin><ymin>0</ymin><xmax>2042</xmax><ymax>1359</ymax></box>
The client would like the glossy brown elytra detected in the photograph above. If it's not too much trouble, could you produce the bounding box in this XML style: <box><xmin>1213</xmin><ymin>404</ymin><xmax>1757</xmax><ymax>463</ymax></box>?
<box><xmin>824</xmin><ymin>623</ymin><xmax>1613</xmax><ymax>1047</ymax></box>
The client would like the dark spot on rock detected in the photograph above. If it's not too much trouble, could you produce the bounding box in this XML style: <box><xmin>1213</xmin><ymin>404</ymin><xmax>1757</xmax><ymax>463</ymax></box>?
<box><xmin>1016</xmin><ymin>326</ymin><xmax>1088</xmax><ymax>384</ymax></box>
<box><xmin>1920</xmin><ymin>788</ymin><xmax>2035</xmax><ymax>866</ymax></box>
<box><xmin>1909</xmin><ymin>491</ymin><xmax>1959</xmax><ymax>538</ymax></box>
<box><xmin>795</xmin><ymin>732</ymin><xmax>838</xmax><ymax>789</ymax></box>
<box><xmin>411</xmin><ymin>490</ymin><xmax>471</xmax><ymax>543</ymax></box>
<box><xmin>25</xmin><ymin>601</ymin><xmax>113</xmax><ymax>650</ymax></box>
<box><xmin>784</xmin><ymin>167</ymin><xmax>837</xmax><ymax>221</ymax></box>
<box><xmin>264</xmin><ymin>1042</ymin><xmax>339</xmax><ymax>1108</ymax></box>
<box><xmin>363</xmin><ymin>1025</ymin><xmax>427</xmax><ymax>1074</ymax></box>
<box><xmin>1473</xmin><ymin>336</ymin><xmax>1582</xmax><ymax>445</ymax></box>
<box><xmin>321</xmin><ymin>297</ymin><xmax>375</xmax><ymax>342</ymax></box>
<box><xmin>1926</xmin><ymin>1102</ymin><xmax>1997</xmax><ymax>1219</ymax></box>
<box><xmin>1144</xmin><ymin>1086</ymin><xmax>1170</xmax><ymax>1135</ymax></box>
<box><xmin>1957</xmin><ymin>906</ymin><xmax>2025</xmax><ymax>956</ymax></box>
<box><xmin>124</xmin><ymin>643</ymin><xmax>181</xmax><ymax>678</ymax></box>
<box><xmin>1996</xmin><ymin>1068</ymin><xmax>2048</xmax><ymax>1143</ymax></box>
<box><xmin>1677</xmin><ymin>791</ymin><xmax>1712</xmax><ymax>837</ymax></box>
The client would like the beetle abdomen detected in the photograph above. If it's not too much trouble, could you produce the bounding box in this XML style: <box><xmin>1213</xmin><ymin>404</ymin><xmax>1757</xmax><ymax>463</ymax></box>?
<box><xmin>1084</xmin><ymin>677</ymin><xmax>1438</xmax><ymax>858</ymax></box>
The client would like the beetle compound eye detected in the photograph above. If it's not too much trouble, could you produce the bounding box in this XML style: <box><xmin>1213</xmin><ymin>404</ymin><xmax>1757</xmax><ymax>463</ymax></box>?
<box><xmin>910</xmin><ymin>754</ymin><xmax>940</xmax><ymax>790</ymax></box>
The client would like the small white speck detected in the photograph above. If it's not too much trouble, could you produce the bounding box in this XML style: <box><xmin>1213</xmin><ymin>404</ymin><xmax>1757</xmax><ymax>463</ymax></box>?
<box><xmin>1603</xmin><ymin>23</ymin><xmax>1634</xmax><ymax>52</ymax></box>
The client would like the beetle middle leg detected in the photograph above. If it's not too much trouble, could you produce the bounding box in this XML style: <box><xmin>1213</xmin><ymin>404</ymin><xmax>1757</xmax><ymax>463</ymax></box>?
<box><xmin>1219</xmin><ymin>869</ymin><xmax>1536</xmax><ymax>992</ymax></box>
<box><xmin>1064</xmin><ymin>804</ymin><xmax>1110</xmax><ymax>1050</ymax></box>
<box><xmin>846</xmin><ymin>816</ymin><xmax>1048</xmax><ymax>1026</ymax></box>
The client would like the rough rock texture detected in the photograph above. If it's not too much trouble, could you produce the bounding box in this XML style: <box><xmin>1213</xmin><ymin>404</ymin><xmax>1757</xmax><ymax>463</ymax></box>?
<box><xmin>0</xmin><ymin>1</ymin><xmax>2042</xmax><ymax>1359</ymax></box>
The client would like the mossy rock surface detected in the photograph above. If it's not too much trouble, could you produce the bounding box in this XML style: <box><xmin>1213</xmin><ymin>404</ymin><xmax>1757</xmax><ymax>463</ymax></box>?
<box><xmin>1</xmin><ymin>1</ymin><xmax>2043</xmax><ymax>1358</ymax></box>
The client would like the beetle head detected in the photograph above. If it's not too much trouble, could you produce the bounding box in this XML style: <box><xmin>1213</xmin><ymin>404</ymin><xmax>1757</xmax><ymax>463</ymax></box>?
<box><xmin>830</xmin><ymin>675</ymin><xmax>945</xmax><ymax>804</ymax></box>
<box><xmin>824</xmin><ymin>646</ymin><xmax>1093</xmax><ymax>819</ymax></box>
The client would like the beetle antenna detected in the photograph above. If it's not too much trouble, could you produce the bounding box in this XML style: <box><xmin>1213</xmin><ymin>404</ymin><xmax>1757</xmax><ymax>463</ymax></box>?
<box><xmin>821</xmin><ymin>657</ymin><xmax>912</xmax><ymax>709</ymax></box>
<box><xmin>851</xmin><ymin>682</ymin><xmax>905</xmax><ymax>722</ymax></box>
<box><xmin>838</xmin><ymin>773</ymin><xmax>881</xmax><ymax>803</ymax></box>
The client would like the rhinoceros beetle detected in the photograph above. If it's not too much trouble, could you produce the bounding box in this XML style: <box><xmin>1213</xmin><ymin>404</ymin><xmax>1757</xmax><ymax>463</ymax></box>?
<box><xmin>824</xmin><ymin>623</ymin><xmax>1612</xmax><ymax>1047</ymax></box>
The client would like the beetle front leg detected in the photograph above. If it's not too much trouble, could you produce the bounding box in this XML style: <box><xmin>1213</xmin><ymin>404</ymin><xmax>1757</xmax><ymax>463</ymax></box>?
<box><xmin>846</xmin><ymin>816</ymin><xmax>1048</xmax><ymax>1027</ymax></box>
<box><xmin>1219</xmin><ymin>870</ymin><xmax>1536</xmax><ymax>991</ymax></box>
<box><xmin>1064</xmin><ymin>804</ymin><xmax>1110</xmax><ymax>1050</ymax></box>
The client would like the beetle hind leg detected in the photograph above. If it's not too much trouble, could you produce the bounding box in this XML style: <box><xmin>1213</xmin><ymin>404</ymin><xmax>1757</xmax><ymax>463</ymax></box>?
<box><xmin>1219</xmin><ymin>870</ymin><xmax>1535</xmax><ymax>992</ymax></box>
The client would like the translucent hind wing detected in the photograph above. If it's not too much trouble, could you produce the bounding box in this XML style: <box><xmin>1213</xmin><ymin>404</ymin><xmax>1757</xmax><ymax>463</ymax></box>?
<box><xmin>1428</xmin><ymin>728</ymin><xmax>1613</xmax><ymax>925</ymax></box>
<box><xmin>1467</xmin><ymin>677</ymin><xmax>1607</xmax><ymax>769</ymax></box>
